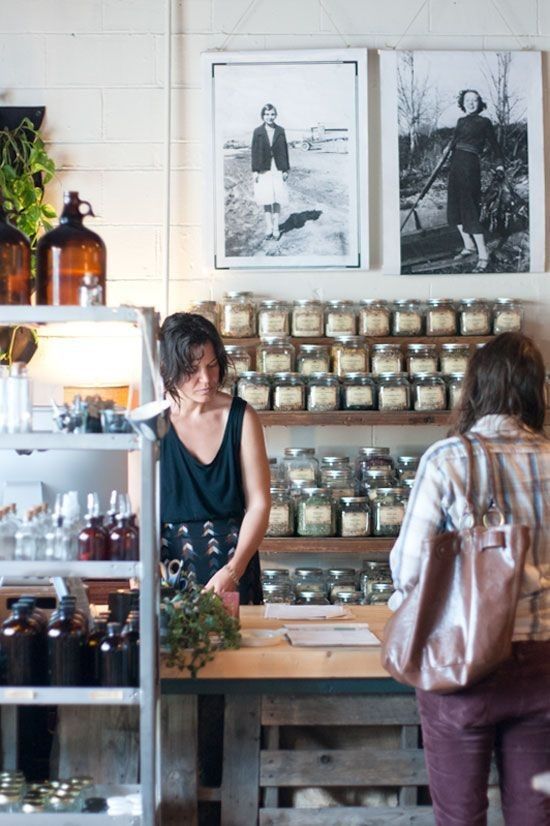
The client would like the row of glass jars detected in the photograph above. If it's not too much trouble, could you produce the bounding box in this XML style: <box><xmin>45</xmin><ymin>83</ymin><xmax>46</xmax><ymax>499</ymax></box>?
<box><xmin>191</xmin><ymin>294</ymin><xmax>524</xmax><ymax>338</ymax></box>
<box><xmin>227</xmin><ymin>338</ymin><xmax>474</xmax><ymax>377</ymax></box>
<box><xmin>261</xmin><ymin>563</ymin><xmax>394</xmax><ymax>605</ymax></box>
<box><xmin>268</xmin><ymin>486</ymin><xmax>408</xmax><ymax>538</ymax></box>
<box><xmin>235</xmin><ymin>370</ymin><xmax>464</xmax><ymax>412</ymax></box>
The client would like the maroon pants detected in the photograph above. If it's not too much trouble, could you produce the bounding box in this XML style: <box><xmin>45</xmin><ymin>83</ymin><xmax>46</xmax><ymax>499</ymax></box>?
<box><xmin>416</xmin><ymin>641</ymin><xmax>550</xmax><ymax>826</ymax></box>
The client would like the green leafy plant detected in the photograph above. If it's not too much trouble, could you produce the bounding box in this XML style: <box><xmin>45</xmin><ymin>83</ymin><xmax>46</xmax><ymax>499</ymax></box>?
<box><xmin>0</xmin><ymin>116</ymin><xmax>57</xmax><ymax>250</ymax></box>
<box><xmin>162</xmin><ymin>575</ymin><xmax>241</xmax><ymax>678</ymax></box>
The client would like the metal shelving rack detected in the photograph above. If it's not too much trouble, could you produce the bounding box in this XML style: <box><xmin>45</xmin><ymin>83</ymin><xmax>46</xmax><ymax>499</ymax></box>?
<box><xmin>0</xmin><ymin>305</ymin><xmax>160</xmax><ymax>825</ymax></box>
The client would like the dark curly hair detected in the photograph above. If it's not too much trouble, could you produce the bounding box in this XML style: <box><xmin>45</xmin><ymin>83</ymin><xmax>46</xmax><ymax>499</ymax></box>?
<box><xmin>451</xmin><ymin>332</ymin><xmax>546</xmax><ymax>435</ymax></box>
<box><xmin>457</xmin><ymin>89</ymin><xmax>487</xmax><ymax>114</ymax></box>
<box><xmin>159</xmin><ymin>312</ymin><xmax>228</xmax><ymax>403</ymax></box>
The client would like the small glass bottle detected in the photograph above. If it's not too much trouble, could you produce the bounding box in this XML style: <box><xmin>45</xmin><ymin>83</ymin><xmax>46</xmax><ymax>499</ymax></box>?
<box><xmin>331</xmin><ymin>336</ymin><xmax>368</xmax><ymax>376</ymax></box>
<box><xmin>338</xmin><ymin>497</ymin><xmax>371</xmax><ymax>537</ymax></box>
<box><xmin>411</xmin><ymin>372</ymin><xmax>447</xmax><ymax>411</ymax></box>
<box><xmin>189</xmin><ymin>300</ymin><xmax>218</xmax><ymax>327</ymax></box>
<box><xmin>341</xmin><ymin>372</ymin><xmax>376</xmax><ymax>410</ymax></box>
<box><xmin>296</xmin><ymin>488</ymin><xmax>335</xmax><ymax>536</ymax></box>
<box><xmin>100</xmin><ymin>622</ymin><xmax>125</xmax><ymax>687</ymax></box>
<box><xmin>371</xmin><ymin>343</ymin><xmax>402</xmax><ymax>376</ymax></box>
<box><xmin>425</xmin><ymin>299</ymin><xmax>457</xmax><ymax>336</ymax></box>
<box><xmin>0</xmin><ymin>200</ymin><xmax>31</xmax><ymax>304</ymax></box>
<box><xmin>296</xmin><ymin>344</ymin><xmax>331</xmax><ymax>376</ymax></box>
<box><xmin>47</xmin><ymin>603</ymin><xmax>85</xmax><ymax>687</ymax></box>
<box><xmin>1</xmin><ymin>602</ymin><xmax>41</xmax><ymax>685</ymax></box>
<box><xmin>237</xmin><ymin>372</ymin><xmax>271</xmax><ymax>410</ymax></box>
<box><xmin>6</xmin><ymin>362</ymin><xmax>32</xmax><ymax>434</ymax></box>
<box><xmin>447</xmin><ymin>372</ymin><xmax>465</xmax><ymax>409</ymax></box>
<box><xmin>373</xmin><ymin>488</ymin><xmax>406</xmax><ymax>536</ymax></box>
<box><xmin>291</xmin><ymin>300</ymin><xmax>324</xmax><ymax>337</ymax></box>
<box><xmin>306</xmin><ymin>373</ymin><xmax>340</xmax><ymax>412</ymax></box>
<box><xmin>36</xmin><ymin>191</ymin><xmax>106</xmax><ymax>306</ymax></box>
<box><xmin>272</xmin><ymin>372</ymin><xmax>305</xmax><ymax>412</ymax></box>
<box><xmin>266</xmin><ymin>488</ymin><xmax>294</xmax><ymax>537</ymax></box>
<box><xmin>78</xmin><ymin>493</ymin><xmax>109</xmax><ymax>561</ymax></box>
<box><xmin>281</xmin><ymin>447</ymin><xmax>319</xmax><ymax>486</ymax></box>
<box><xmin>258</xmin><ymin>300</ymin><xmax>290</xmax><ymax>336</ymax></box>
<box><xmin>358</xmin><ymin>299</ymin><xmax>391</xmax><ymax>337</ymax></box>
<box><xmin>405</xmin><ymin>343</ymin><xmax>438</xmax><ymax>374</ymax></box>
<box><xmin>85</xmin><ymin>618</ymin><xmax>107</xmax><ymax>686</ymax></box>
<box><xmin>492</xmin><ymin>298</ymin><xmax>523</xmax><ymax>333</ymax></box>
<box><xmin>219</xmin><ymin>291</ymin><xmax>256</xmax><ymax>337</ymax></box>
<box><xmin>457</xmin><ymin>299</ymin><xmax>492</xmax><ymax>336</ymax></box>
<box><xmin>377</xmin><ymin>373</ymin><xmax>411</xmax><ymax>411</ymax></box>
<box><xmin>109</xmin><ymin>514</ymin><xmax>139</xmax><ymax>561</ymax></box>
<box><xmin>439</xmin><ymin>343</ymin><xmax>470</xmax><ymax>374</ymax></box>
<box><xmin>324</xmin><ymin>300</ymin><xmax>357</xmax><ymax>336</ymax></box>
<box><xmin>256</xmin><ymin>336</ymin><xmax>295</xmax><ymax>373</ymax></box>
<box><xmin>392</xmin><ymin>299</ymin><xmax>423</xmax><ymax>336</ymax></box>
<box><xmin>121</xmin><ymin>614</ymin><xmax>140</xmax><ymax>688</ymax></box>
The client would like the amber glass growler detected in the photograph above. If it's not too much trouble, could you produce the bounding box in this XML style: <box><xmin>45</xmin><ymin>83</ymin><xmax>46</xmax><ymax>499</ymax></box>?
<box><xmin>36</xmin><ymin>191</ymin><xmax>106</xmax><ymax>305</ymax></box>
<box><xmin>0</xmin><ymin>200</ymin><xmax>31</xmax><ymax>304</ymax></box>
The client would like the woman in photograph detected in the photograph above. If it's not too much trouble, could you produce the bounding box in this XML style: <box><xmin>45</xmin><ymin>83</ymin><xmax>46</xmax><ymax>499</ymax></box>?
<box><xmin>447</xmin><ymin>89</ymin><xmax>504</xmax><ymax>272</ymax></box>
<box><xmin>251</xmin><ymin>103</ymin><xmax>290</xmax><ymax>241</ymax></box>
<box><xmin>390</xmin><ymin>332</ymin><xmax>550</xmax><ymax>825</ymax></box>
<box><xmin>159</xmin><ymin>312</ymin><xmax>270</xmax><ymax>604</ymax></box>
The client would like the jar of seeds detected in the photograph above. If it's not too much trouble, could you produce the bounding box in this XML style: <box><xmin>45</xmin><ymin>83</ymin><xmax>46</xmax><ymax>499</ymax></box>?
<box><xmin>411</xmin><ymin>372</ymin><xmax>447</xmax><ymax>411</ymax></box>
<box><xmin>457</xmin><ymin>298</ymin><xmax>492</xmax><ymax>336</ymax></box>
<box><xmin>439</xmin><ymin>343</ymin><xmax>470</xmax><ymax>374</ymax></box>
<box><xmin>360</xmin><ymin>560</ymin><xmax>392</xmax><ymax>600</ymax></box>
<box><xmin>371</xmin><ymin>343</ymin><xmax>402</xmax><ymax>375</ymax></box>
<box><xmin>291</xmin><ymin>300</ymin><xmax>325</xmax><ymax>337</ymax></box>
<box><xmin>220</xmin><ymin>291</ymin><xmax>256</xmax><ymax>337</ymax></box>
<box><xmin>322</xmin><ymin>470</ymin><xmax>356</xmax><ymax>499</ymax></box>
<box><xmin>392</xmin><ymin>299</ymin><xmax>423</xmax><ymax>336</ymax></box>
<box><xmin>373</xmin><ymin>488</ymin><xmax>406</xmax><ymax>536</ymax></box>
<box><xmin>272</xmin><ymin>372</ymin><xmax>305</xmax><ymax>411</ymax></box>
<box><xmin>189</xmin><ymin>300</ymin><xmax>218</xmax><ymax>327</ymax></box>
<box><xmin>395</xmin><ymin>455</ymin><xmax>420</xmax><ymax>482</ymax></box>
<box><xmin>296</xmin><ymin>344</ymin><xmax>331</xmax><ymax>376</ymax></box>
<box><xmin>358</xmin><ymin>469</ymin><xmax>395</xmax><ymax>501</ymax></box>
<box><xmin>225</xmin><ymin>344</ymin><xmax>252</xmax><ymax>378</ymax></box>
<box><xmin>256</xmin><ymin>336</ymin><xmax>295</xmax><ymax>373</ymax></box>
<box><xmin>236</xmin><ymin>372</ymin><xmax>271</xmax><ymax>410</ymax></box>
<box><xmin>377</xmin><ymin>373</ymin><xmax>411</xmax><ymax>411</ymax></box>
<box><xmin>296</xmin><ymin>488</ymin><xmax>335</xmax><ymax>536</ymax></box>
<box><xmin>306</xmin><ymin>373</ymin><xmax>340</xmax><ymax>412</ymax></box>
<box><xmin>327</xmin><ymin>567</ymin><xmax>357</xmax><ymax>596</ymax></box>
<box><xmin>331</xmin><ymin>336</ymin><xmax>368</xmax><ymax>376</ymax></box>
<box><xmin>266</xmin><ymin>488</ymin><xmax>295</xmax><ymax>536</ymax></box>
<box><xmin>355</xmin><ymin>447</ymin><xmax>394</xmax><ymax>480</ymax></box>
<box><xmin>359</xmin><ymin>299</ymin><xmax>391</xmax><ymax>336</ymax></box>
<box><xmin>338</xmin><ymin>497</ymin><xmax>371</xmax><ymax>536</ymax></box>
<box><xmin>269</xmin><ymin>457</ymin><xmax>280</xmax><ymax>486</ymax></box>
<box><xmin>281</xmin><ymin>448</ymin><xmax>319</xmax><ymax>486</ymax></box>
<box><xmin>425</xmin><ymin>298</ymin><xmax>457</xmax><ymax>336</ymax></box>
<box><xmin>405</xmin><ymin>343</ymin><xmax>438</xmax><ymax>374</ymax></box>
<box><xmin>293</xmin><ymin>567</ymin><xmax>326</xmax><ymax>593</ymax></box>
<box><xmin>447</xmin><ymin>372</ymin><xmax>465</xmax><ymax>409</ymax></box>
<box><xmin>324</xmin><ymin>300</ymin><xmax>357</xmax><ymax>336</ymax></box>
<box><xmin>341</xmin><ymin>373</ymin><xmax>377</xmax><ymax>410</ymax></box>
<box><xmin>258</xmin><ymin>300</ymin><xmax>291</xmax><ymax>336</ymax></box>
<box><xmin>369</xmin><ymin>582</ymin><xmax>395</xmax><ymax>604</ymax></box>
<box><xmin>492</xmin><ymin>298</ymin><xmax>523</xmax><ymax>333</ymax></box>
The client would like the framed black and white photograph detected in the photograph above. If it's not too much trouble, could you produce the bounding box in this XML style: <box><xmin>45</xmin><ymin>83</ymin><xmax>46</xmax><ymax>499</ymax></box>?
<box><xmin>202</xmin><ymin>49</ymin><xmax>368</xmax><ymax>270</ymax></box>
<box><xmin>380</xmin><ymin>50</ymin><xmax>544</xmax><ymax>275</ymax></box>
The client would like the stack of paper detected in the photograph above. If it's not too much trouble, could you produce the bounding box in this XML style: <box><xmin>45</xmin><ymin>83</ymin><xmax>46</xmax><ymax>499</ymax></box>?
<box><xmin>264</xmin><ymin>604</ymin><xmax>352</xmax><ymax>621</ymax></box>
<box><xmin>284</xmin><ymin>623</ymin><xmax>380</xmax><ymax>647</ymax></box>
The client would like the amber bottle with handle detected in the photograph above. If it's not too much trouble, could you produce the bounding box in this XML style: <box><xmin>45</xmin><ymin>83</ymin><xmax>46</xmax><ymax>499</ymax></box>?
<box><xmin>0</xmin><ymin>200</ymin><xmax>31</xmax><ymax>304</ymax></box>
<box><xmin>36</xmin><ymin>191</ymin><xmax>106</xmax><ymax>305</ymax></box>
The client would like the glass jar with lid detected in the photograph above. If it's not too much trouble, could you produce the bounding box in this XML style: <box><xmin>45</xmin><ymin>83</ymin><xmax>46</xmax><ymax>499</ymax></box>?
<box><xmin>320</xmin><ymin>455</ymin><xmax>351</xmax><ymax>471</ymax></box>
<box><xmin>263</xmin><ymin>582</ymin><xmax>292</xmax><ymax>603</ymax></box>
<box><xmin>330</xmin><ymin>587</ymin><xmax>362</xmax><ymax>605</ymax></box>
<box><xmin>281</xmin><ymin>448</ymin><xmax>319</xmax><ymax>486</ymax></box>
<box><xmin>266</xmin><ymin>488</ymin><xmax>295</xmax><ymax>536</ymax></box>
<box><xmin>355</xmin><ymin>446</ymin><xmax>394</xmax><ymax>480</ymax></box>
<box><xmin>338</xmin><ymin>497</ymin><xmax>371</xmax><ymax>537</ymax></box>
<box><xmin>447</xmin><ymin>372</ymin><xmax>465</xmax><ymax>409</ymax></box>
<box><xmin>492</xmin><ymin>298</ymin><xmax>523</xmax><ymax>333</ymax></box>
<box><xmin>272</xmin><ymin>372</ymin><xmax>305</xmax><ymax>411</ymax></box>
<box><xmin>225</xmin><ymin>344</ymin><xmax>252</xmax><ymax>378</ymax></box>
<box><xmin>331</xmin><ymin>336</ymin><xmax>368</xmax><ymax>376</ymax></box>
<box><xmin>306</xmin><ymin>373</ymin><xmax>340</xmax><ymax>412</ymax></box>
<box><xmin>189</xmin><ymin>300</ymin><xmax>218</xmax><ymax>327</ymax></box>
<box><xmin>258</xmin><ymin>300</ymin><xmax>291</xmax><ymax>336</ymax></box>
<box><xmin>296</xmin><ymin>487</ymin><xmax>335</xmax><ymax>536</ymax></box>
<box><xmin>296</xmin><ymin>344</ymin><xmax>331</xmax><ymax>376</ymax></box>
<box><xmin>360</xmin><ymin>561</ymin><xmax>392</xmax><ymax>600</ymax></box>
<box><xmin>396</xmin><ymin>455</ymin><xmax>420</xmax><ymax>482</ymax></box>
<box><xmin>425</xmin><ymin>298</ymin><xmax>457</xmax><ymax>336</ymax></box>
<box><xmin>327</xmin><ymin>567</ymin><xmax>357</xmax><ymax>596</ymax></box>
<box><xmin>392</xmin><ymin>299</ymin><xmax>423</xmax><ymax>336</ymax></box>
<box><xmin>322</xmin><ymin>470</ymin><xmax>355</xmax><ymax>499</ymax></box>
<box><xmin>256</xmin><ymin>336</ymin><xmax>295</xmax><ymax>373</ymax></box>
<box><xmin>440</xmin><ymin>342</ymin><xmax>470</xmax><ymax>374</ymax></box>
<box><xmin>377</xmin><ymin>372</ymin><xmax>411</xmax><ymax>411</ymax></box>
<box><xmin>293</xmin><ymin>567</ymin><xmax>326</xmax><ymax>593</ymax></box>
<box><xmin>324</xmin><ymin>300</ymin><xmax>357</xmax><ymax>336</ymax></box>
<box><xmin>291</xmin><ymin>300</ymin><xmax>324</xmax><ymax>337</ymax></box>
<box><xmin>373</xmin><ymin>488</ymin><xmax>406</xmax><ymax>536</ymax></box>
<box><xmin>220</xmin><ymin>291</ymin><xmax>256</xmax><ymax>337</ymax></box>
<box><xmin>411</xmin><ymin>372</ymin><xmax>447</xmax><ymax>411</ymax></box>
<box><xmin>405</xmin><ymin>343</ymin><xmax>438</xmax><ymax>374</ymax></box>
<box><xmin>371</xmin><ymin>343</ymin><xmax>403</xmax><ymax>375</ymax></box>
<box><xmin>341</xmin><ymin>372</ymin><xmax>376</xmax><ymax>410</ymax></box>
<box><xmin>295</xmin><ymin>590</ymin><xmax>330</xmax><ymax>606</ymax></box>
<box><xmin>358</xmin><ymin>469</ymin><xmax>395</xmax><ymax>501</ymax></box>
<box><xmin>269</xmin><ymin>457</ymin><xmax>280</xmax><ymax>487</ymax></box>
<box><xmin>237</xmin><ymin>372</ymin><xmax>271</xmax><ymax>410</ymax></box>
<box><xmin>369</xmin><ymin>582</ymin><xmax>394</xmax><ymax>605</ymax></box>
<box><xmin>457</xmin><ymin>298</ymin><xmax>492</xmax><ymax>336</ymax></box>
<box><xmin>359</xmin><ymin>299</ymin><xmax>391</xmax><ymax>337</ymax></box>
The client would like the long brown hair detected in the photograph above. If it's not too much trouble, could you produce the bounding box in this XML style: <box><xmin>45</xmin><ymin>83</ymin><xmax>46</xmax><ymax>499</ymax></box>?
<box><xmin>451</xmin><ymin>332</ymin><xmax>546</xmax><ymax>435</ymax></box>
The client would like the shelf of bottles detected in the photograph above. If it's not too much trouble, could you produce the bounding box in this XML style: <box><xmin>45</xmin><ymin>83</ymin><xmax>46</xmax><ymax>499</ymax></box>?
<box><xmin>0</xmin><ymin>433</ymin><xmax>140</xmax><ymax>452</ymax></box>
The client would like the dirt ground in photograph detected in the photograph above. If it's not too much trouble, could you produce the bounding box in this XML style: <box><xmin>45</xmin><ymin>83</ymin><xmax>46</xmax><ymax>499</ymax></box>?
<box><xmin>223</xmin><ymin>147</ymin><xmax>351</xmax><ymax>259</ymax></box>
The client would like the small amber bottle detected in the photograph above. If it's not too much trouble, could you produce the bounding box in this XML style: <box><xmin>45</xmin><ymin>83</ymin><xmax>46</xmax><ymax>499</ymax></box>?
<box><xmin>36</xmin><ymin>191</ymin><xmax>106</xmax><ymax>305</ymax></box>
<box><xmin>0</xmin><ymin>200</ymin><xmax>31</xmax><ymax>304</ymax></box>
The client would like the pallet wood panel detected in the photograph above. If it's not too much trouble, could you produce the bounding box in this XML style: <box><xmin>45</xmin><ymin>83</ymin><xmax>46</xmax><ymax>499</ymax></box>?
<box><xmin>262</xmin><ymin>695</ymin><xmax>419</xmax><ymax>726</ymax></box>
<box><xmin>221</xmin><ymin>694</ymin><xmax>261</xmax><ymax>826</ymax></box>
<box><xmin>160</xmin><ymin>695</ymin><xmax>198</xmax><ymax>826</ymax></box>
<box><xmin>259</xmin><ymin>805</ymin><xmax>505</xmax><ymax>825</ymax></box>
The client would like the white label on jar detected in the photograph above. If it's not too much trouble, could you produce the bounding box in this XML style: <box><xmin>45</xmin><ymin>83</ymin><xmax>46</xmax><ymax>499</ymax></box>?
<box><xmin>326</xmin><ymin>313</ymin><xmax>356</xmax><ymax>335</ymax></box>
<box><xmin>379</xmin><ymin>504</ymin><xmax>405</xmax><ymax>526</ymax></box>
<box><xmin>345</xmin><ymin>385</ymin><xmax>373</xmax><ymax>407</ymax></box>
<box><xmin>441</xmin><ymin>354</ymin><xmax>469</xmax><ymax>373</ymax></box>
<box><xmin>259</xmin><ymin>312</ymin><xmax>288</xmax><ymax>335</ymax></box>
<box><xmin>300</xmin><ymin>357</ymin><xmax>328</xmax><ymax>375</ymax></box>
<box><xmin>395</xmin><ymin>312</ymin><xmax>421</xmax><ymax>334</ymax></box>
<box><xmin>341</xmin><ymin>511</ymin><xmax>368</xmax><ymax>536</ymax></box>
<box><xmin>229</xmin><ymin>357</ymin><xmax>250</xmax><ymax>376</ymax></box>
<box><xmin>449</xmin><ymin>386</ymin><xmax>463</xmax><ymax>408</ymax></box>
<box><xmin>308</xmin><ymin>385</ymin><xmax>338</xmax><ymax>410</ymax></box>
<box><xmin>273</xmin><ymin>386</ymin><xmax>303</xmax><ymax>410</ymax></box>
<box><xmin>428</xmin><ymin>310</ymin><xmax>455</xmax><ymax>334</ymax></box>
<box><xmin>494</xmin><ymin>310</ymin><xmax>521</xmax><ymax>332</ymax></box>
<box><xmin>293</xmin><ymin>310</ymin><xmax>323</xmax><ymax>336</ymax></box>
<box><xmin>268</xmin><ymin>504</ymin><xmax>291</xmax><ymax>531</ymax></box>
<box><xmin>462</xmin><ymin>311</ymin><xmax>489</xmax><ymax>334</ymax></box>
<box><xmin>224</xmin><ymin>308</ymin><xmax>252</xmax><ymax>336</ymax></box>
<box><xmin>361</xmin><ymin>310</ymin><xmax>389</xmax><ymax>336</ymax></box>
<box><xmin>409</xmin><ymin>356</ymin><xmax>438</xmax><ymax>373</ymax></box>
<box><xmin>338</xmin><ymin>352</ymin><xmax>367</xmax><ymax>372</ymax></box>
<box><xmin>415</xmin><ymin>385</ymin><xmax>446</xmax><ymax>410</ymax></box>
<box><xmin>263</xmin><ymin>353</ymin><xmax>292</xmax><ymax>372</ymax></box>
<box><xmin>372</xmin><ymin>355</ymin><xmax>401</xmax><ymax>374</ymax></box>
<box><xmin>239</xmin><ymin>385</ymin><xmax>270</xmax><ymax>409</ymax></box>
<box><xmin>288</xmin><ymin>467</ymin><xmax>316</xmax><ymax>482</ymax></box>
<box><xmin>379</xmin><ymin>385</ymin><xmax>408</xmax><ymax>410</ymax></box>
<box><xmin>304</xmin><ymin>503</ymin><xmax>332</xmax><ymax>527</ymax></box>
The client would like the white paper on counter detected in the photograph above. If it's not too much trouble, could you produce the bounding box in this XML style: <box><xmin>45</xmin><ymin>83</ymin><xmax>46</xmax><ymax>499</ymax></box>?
<box><xmin>284</xmin><ymin>623</ymin><xmax>380</xmax><ymax>647</ymax></box>
<box><xmin>264</xmin><ymin>604</ymin><xmax>352</xmax><ymax>621</ymax></box>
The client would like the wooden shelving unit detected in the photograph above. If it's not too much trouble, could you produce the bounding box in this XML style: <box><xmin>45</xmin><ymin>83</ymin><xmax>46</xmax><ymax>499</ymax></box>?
<box><xmin>224</xmin><ymin>334</ymin><xmax>494</xmax><ymax>348</ymax></box>
<box><xmin>260</xmin><ymin>537</ymin><xmax>394</xmax><ymax>553</ymax></box>
<box><xmin>258</xmin><ymin>410</ymin><xmax>451</xmax><ymax>426</ymax></box>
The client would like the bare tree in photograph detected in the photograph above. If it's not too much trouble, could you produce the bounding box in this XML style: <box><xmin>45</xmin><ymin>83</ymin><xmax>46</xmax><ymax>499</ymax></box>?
<box><xmin>397</xmin><ymin>53</ymin><xmax>432</xmax><ymax>170</ymax></box>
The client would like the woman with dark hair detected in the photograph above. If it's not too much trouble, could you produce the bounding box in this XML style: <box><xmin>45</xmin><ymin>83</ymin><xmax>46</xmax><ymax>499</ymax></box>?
<box><xmin>251</xmin><ymin>103</ymin><xmax>290</xmax><ymax>241</ymax></box>
<box><xmin>389</xmin><ymin>333</ymin><xmax>550</xmax><ymax>825</ymax></box>
<box><xmin>447</xmin><ymin>89</ymin><xmax>504</xmax><ymax>272</ymax></box>
<box><xmin>159</xmin><ymin>312</ymin><xmax>270</xmax><ymax>604</ymax></box>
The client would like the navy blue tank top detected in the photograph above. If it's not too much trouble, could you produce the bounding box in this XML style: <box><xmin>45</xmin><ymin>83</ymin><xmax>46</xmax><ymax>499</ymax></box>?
<box><xmin>160</xmin><ymin>396</ymin><xmax>247</xmax><ymax>523</ymax></box>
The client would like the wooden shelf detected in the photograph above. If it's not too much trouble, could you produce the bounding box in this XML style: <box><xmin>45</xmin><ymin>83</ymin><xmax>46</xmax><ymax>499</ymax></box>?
<box><xmin>258</xmin><ymin>410</ymin><xmax>451</xmax><ymax>426</ymax></box>
<box><xmin>224</xmin><ymin>335</ymin><xmax>494</xmax><ymax>348</ymax></box>
<box><xmin>260</xmin><ymin>537</ymin><xmax>394</xmax><ymax>553</ymax></box>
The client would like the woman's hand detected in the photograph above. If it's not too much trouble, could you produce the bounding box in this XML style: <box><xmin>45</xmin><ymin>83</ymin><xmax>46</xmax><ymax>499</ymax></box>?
<box><xmin>203</xmin><ymin>565</ymin><xmax>238</xmax><ymax>596</ymax></box>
